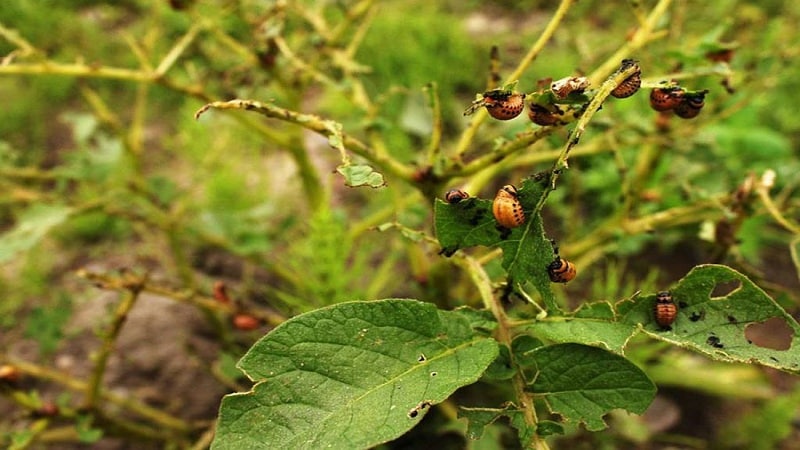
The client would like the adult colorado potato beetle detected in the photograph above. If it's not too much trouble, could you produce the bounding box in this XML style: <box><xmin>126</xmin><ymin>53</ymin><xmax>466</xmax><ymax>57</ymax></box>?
<box><xmin>674</xmin><ymin>91</ymin><xmax>708</xmax><ymax>119</ymax></box>
<box><xmin>492</xmin><ymin>184</ymin><xmax>525</xmax><ymax>228</ymax></box>
<box><xmin>444</xmin><ymin>189</ymin><xmax>470</xmax><ymax>204</ymax></box>
<box><xmin>649</xmin><ymin>87</ymin><xmax>685</xmax><ymax>111</ymax></box>
<box><xmin>654</xmin><ymin>291</ymin><xmax>678</xmax><ymax>328</ymax></box>
<box><xmin>546</xmin><ymin>241</ymin><xmax>577</xmax><ymax>283</ymax></box>
<box><xmin>611</xmin><ymin>59</ymin><xmax>642</xmax><ymax>98</ymax></box>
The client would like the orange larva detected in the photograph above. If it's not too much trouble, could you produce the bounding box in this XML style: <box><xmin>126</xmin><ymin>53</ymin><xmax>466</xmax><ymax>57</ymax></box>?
<box><xmin>527</xmin><ymin>103</ymin><xmax>562</xmax><ymax>126</ymax></box>
<box><xmin>492</xmin><ymin>185</ymin><xmax>525</xmax><ymax>228</ymax></box>
<box><xmin>547</xmin><ymin>257</ymin><xmax>577</xmax><ymax>283</ymax></box>
<box><xmin>444</xmin><ymin>189</ymin><xmax>470</xmax><ymax>204</ymax></box>
<box><xmin>484</xmin><ymin>92</ymin><xmax>526</xmax><ymax>120</ymax></box>
<box><xmin>674</xmin><ymin>92</ymin><xmax>707</xmax><ymax>119</ymax></box>
<box><xmin>611</xmin><ymin>59</ymin><xmax>642</xmax><ymax>99</ymax></box>
<box><xmin>233</xmin><ymin>314</ymin><xmax>261</xmax><ymax>331</ymax></box>
<box><xmin>654</xmin><ymin>291</ymin><xmax>678</xmax><ymax>328</ymax></box>
<box><xmin>649</xmin><ymin>88</ymin><xmax>684</xmax><ymax>111</ymax></box>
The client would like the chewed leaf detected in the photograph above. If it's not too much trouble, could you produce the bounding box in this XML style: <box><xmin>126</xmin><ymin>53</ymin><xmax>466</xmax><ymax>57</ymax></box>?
<box><xmin>212</xmin><ymin>299</ymin><xmax>498</xmax><ymax>450</ymax></box>
<box><xmin>524</xmin><ymin>343</ymin><xmax>656</xmax><ymax>431</ymax></box>
<box><xmin>618</xmin><ymin>264</ymin><xmax>800</xmax><ymax>373</ymax></box>
<box><xmin>434</xmin><ymin>175</ymin><xmax>558</xmax><ymax>311</ymax></box>
<box><xmin>337</xmin><ymin>164</ymin><xmax>386</xmax><ymax>188</ymax></box>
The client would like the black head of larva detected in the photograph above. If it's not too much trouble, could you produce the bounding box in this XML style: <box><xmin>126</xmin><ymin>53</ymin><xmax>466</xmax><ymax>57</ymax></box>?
<box><xmin>611</xmin><ymin>60</ymin><xmax>642</xmax><ymax>99</ymax></box>
<box><xmin>444</xmin><ymin>189</ymin><xmax>470</xmax><ymax>204</ymax></box>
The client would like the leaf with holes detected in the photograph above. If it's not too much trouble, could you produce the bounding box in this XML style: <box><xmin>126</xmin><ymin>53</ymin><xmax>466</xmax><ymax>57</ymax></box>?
<box><xmin>434</xmin><ymin>175</ymin><xmax>559</xmax><ymax>310</ymax></box>
<box><xmin>211</xmin><ymin>299</ymin><xmax>498</xmax><ymax>450</ymax></box>
<box><xmin>521</xmin><ymin>343</ymin><xmax>656</xmax><ymax>431</ymax></box>
<box><xmin>618</xmin><ymin>264</ymin><xmax>800</xmax><ymax>373</ymax></box>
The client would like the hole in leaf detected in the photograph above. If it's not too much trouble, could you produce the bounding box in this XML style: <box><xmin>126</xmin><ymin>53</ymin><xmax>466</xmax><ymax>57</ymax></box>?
<box><xmin>430</xmin><ymin>371</ymin><xmax>438</xmax><ymax>377</ymax></box>
<box><xmin>417</xmin><ymin>354</ymin><xmax>426</xmax><ymax>363</ymax></box>
<box><xmin>407</xmin><ymin>401</ymin><xmax>432</xmax><ymax>419</ymax></box>
<box><xmin>709</xmin><ymin>279</ymin><xmax>741</xmax><ymax>299</ymax></box>
<box><xmin>745</xmin><ymin>317</ymin><xmax>793</xmax><ymax>350</ymax></box>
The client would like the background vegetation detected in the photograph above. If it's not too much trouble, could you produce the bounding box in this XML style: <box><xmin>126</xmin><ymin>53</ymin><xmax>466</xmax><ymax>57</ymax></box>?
<box><xmin>1</xmin><ymin>0</ymin><xmax>799</xmax><ymax>449</ymax></box>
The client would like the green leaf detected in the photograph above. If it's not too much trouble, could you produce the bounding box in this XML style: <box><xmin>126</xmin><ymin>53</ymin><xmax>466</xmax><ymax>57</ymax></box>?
<box><xmin>458</xmin><ymin>406</ymin><xmax>508</xmax><ymax>440</ymax></box>
<box><xmin>531</xmin><ymin>301</ymin><xmax>638</xmax><ymax>354</ymax></box>
<box><xmin>0</xmin><ymin>204</ymin><xmax>73</xmax><ymax>264</ymax></box>
<box><xmin>434</xmin><ymin>176</ymin><xmax>558</xmax><ymax>311</ymax></box>
<box><xmin>336</xmin><ymin>164</ymin><xmax>386</xmax><ymax>188</ymax></box>
<box><xmin>618</xmin><ymin>264</ymin><xmax>800</xmax><ymax>373</ymax></box>
<box><xmin>212</xmin><ymin>299</ymin><xmax>498</xmax><ymax>450</ymax></box>
<box><xmin>526</xmin><ymin>343</ymin><xmax>656</xmax><ymax>431</ymax></box>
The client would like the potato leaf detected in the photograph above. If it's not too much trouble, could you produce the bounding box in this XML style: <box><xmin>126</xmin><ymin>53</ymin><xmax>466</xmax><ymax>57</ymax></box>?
<box><xmin>212</xmin><ymin>299</ymin><xmax>498</xmax><ymax>450</ymax></box>
<box><xmin>618</xmin><ymin>264</ymin><xmax>800</xmax><ymax>373</ymax></box>
<box><xmin>522</xmin><ymin>343</ymin><xmax>656</xmax><ymax>431</ymax></box>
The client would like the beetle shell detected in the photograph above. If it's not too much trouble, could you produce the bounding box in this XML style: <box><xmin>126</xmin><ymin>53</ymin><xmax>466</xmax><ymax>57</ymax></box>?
<box><xmin>492</xmin><ymin>185</ymin><xmax>525</xmax><ymax>228</ymax></box>
<box><xmin>649</xmin><ymin>88</ymin><xmax>684</xmax><ymax>111</ymax></box>
<box><xmin>444</xmin><ymin>189</ymin><xmax>470</xmax><ymax>204</ymax></box>
<box><xmin>654</xmin><ymin>291</ymin><xmax>678</xmax><ymax>328</ymax></box>
<box><xmin>674</xmin><ymin>92</ymin><xmax>706</xmax><ymax>119</ymax></box>
<box><xmin>611</xmin><ymin>61</ymin><xmax>642</xmax><ymax>98</ymax></box>
<box><xmin>484</xmin><ymin>92</ymin><xmax>526</xmax><ymax>120</ymax></box>
<box><xmin>547</xmin><ymin>257</ymin><xmax>577</xmax><ymax>283</ymax></box>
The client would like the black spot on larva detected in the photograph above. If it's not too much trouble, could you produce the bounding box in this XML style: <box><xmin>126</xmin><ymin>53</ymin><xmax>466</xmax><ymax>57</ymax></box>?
<box><xmin>678</xmin><ymin>301</ymin><xmax>689</xmax><ymax>308</ymax></box>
